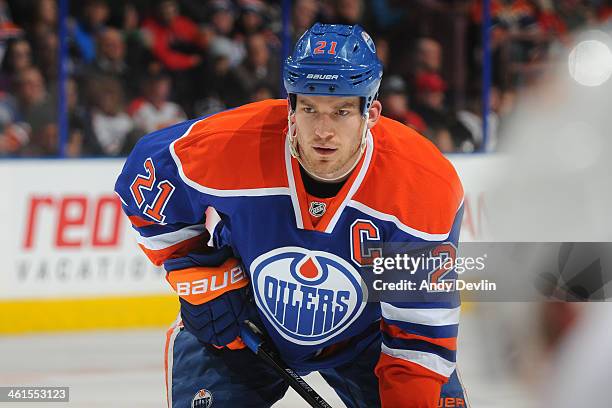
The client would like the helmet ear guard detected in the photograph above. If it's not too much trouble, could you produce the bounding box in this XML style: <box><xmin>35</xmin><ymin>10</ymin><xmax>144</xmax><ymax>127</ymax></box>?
<box><xmin>360</xmin><ymin>92</ymin><xmax>379</xmax><ymax>117</ymax></box>
<box><xmin>288</xmin><ymin>93</ymin><xmax>297</xmax><ymax>113</ymax></box>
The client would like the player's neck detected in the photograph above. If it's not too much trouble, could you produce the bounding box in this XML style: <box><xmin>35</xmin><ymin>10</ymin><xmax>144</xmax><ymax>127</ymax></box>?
<box><xmin>299</xmin><ymin>165</ymin><xmax>346</xmax><ymax>198</ymax></box>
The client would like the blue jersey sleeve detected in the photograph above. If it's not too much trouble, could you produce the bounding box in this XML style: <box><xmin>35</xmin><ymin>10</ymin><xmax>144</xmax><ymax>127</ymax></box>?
<box><xmin>114</xmin><ymin>119</ymin><xmax>210</xmax><ymax>265</ymax></box>
<box><xmin>375</xmin><ymin>203</ymin><xmax>464</xmax><ymax>407</ymax></box>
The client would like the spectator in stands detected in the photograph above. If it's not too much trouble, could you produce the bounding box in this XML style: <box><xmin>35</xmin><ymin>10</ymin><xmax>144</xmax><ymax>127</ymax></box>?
<box><xmin>10</xmin><ymin>67</ymin><xmax>57</xmax><ymax>156</ymax></box>
<box><xmin>27</xmin><ymin>0</ymin><xmax>57</xmax><ymax>42</ymax></box>
<box><xmin>411</xmin><ymin>71</ymin><xmax>456</xmax><ymax>152</ymax></box>
<box><xmin>470</xmin><ymin>0</ymin><xmax>540</xmax><ymax>46</ymax></box>
<box><xmin>470</xmin><ymin>0</ymin><xmax>544</xmax><ymax>88</ymax></box>
<box><xmin>209</xmin><ymin>0</ymin><xmax>236</xmax><ymax>37</ymax></box>
<box><xmin>128</xmin><ymin>74</ymin><xmax>186</xmax><ymax>134</ymax></box>
<box><xmin>536</xmin><ymin>1</ymin><xmax>569</xmax><ymax>40</ymax></box>
<box><xmin>142</xmin><ymin>0</ymin><xmax>204</xmax><ymax>72</ymax></box>
<box><xmin>554</xmin><ymin>0</ymin><xmax>598</xmax><ymax>32</ymax></box>
<box><xmin>70</xmin><ymin>0</ymin><xmax>110</xmax><ymax>64</ymax></box>
<box><xmin>235</xmin><ymin>0</ymin><xmax>280</xmax><ymax>49</ymax></box>
<box><xmin>379</xmin><ymin>75</ymin><xmax>426</xmax><ymax>134</ymax></box>
<box><xmin>207</xmin><ymin>0</ymin><xmax>245</xmax><ymax>68</ymax></box>
<box><xmin>0</xmin><ymin>20</ymin><xmax>28</xmax><ymax>154</ymax></box>
<box><xmin>5</xmin><ymin>0</ymin><xmax>606</xmax><ymax>158</ymax></box>
<box><xmin>0</xmin><ymin>120</ymin><xmax>29</xmax><ymax>155</ymax></box>
<box><xmin>31</xmin><ymin>27</ymin><xmax>59</xmax><ymax>85</ymax></box>
<box><xmin>332</xmin><ymin>0</ymin><xmax>366</xmax><ymax>25</ymax></box>
<box><xmin>450</xmin><ymin>87</ymin><xmax>500</xmax><ymax>152</ymax></box>
<box><xmin>84</xmin><ymin>27</ymin><xmax>138</xmax><ymax>100</ymax></box>
<box><xmin>234</xmin><ymin>33</ymin><xmax>280</xmax><ymax>99</ymax></box>
<box><xmin>65</xmin><ymin>77</ymin><xmax>87</xmax><ymax>157</ymax></box>
<box><xmin>408</xmin><ymin>37</ymin><xmax>443</xmax><ymax>96</ymax></box>
<box><xmin>236</xmin><ymin>0</ymin><xmax>267</xmax><ymax>36</ymax></box>
<box><xmin>142</xmin><ymin>0</ymin><xmax>207</xmax><ymax>113</ymax></box>
<box><xmin>415</xmin><ymin>37</ymin><xmax>443</xmax><ymax>74</ymax></box>
<box><xmin>0</xmin><ymin>0</ymin><xmax>24</xmax><ymax>59</ymax></box>
<box><xmin>292</xmin><ymin>0</ymin><xmax>319</xmax><ymax>42</ymax></box>
<box><xmin>0</xmin><ymin>90</ymin><xmax>29</xmax><ymax>156</ymax></box>
<box><xmin>412</xmin><ymin>72</ymin><xmax>449</xmax><ymax>130</ymax></box>
<box><xmin>14</xmin><ymin>66</ymin><xmax>57</xmax><ymax>156</ymax></box>
<box><xmin>84</xmin><ymin>76</ymin><xmax>137</xmax><ymax>156</ymax></box>
<box><xmin>197</xmin><ymin>37</ymin><xmax>247</xmax><ymax>108</ymax></box>
<box><xmin>0</xmin><ymin>38</ymin><xmax>33</xmax><ymax>91</ymax></box>
<box><xmin>95</xmin><ymin>28</ymin><xmax>126</xmax><ymax>74</ymax></box>
<box><xmin>120</xmin><ymin>2</ymin><xmax>152</xmax><ymax>74</ymax></box>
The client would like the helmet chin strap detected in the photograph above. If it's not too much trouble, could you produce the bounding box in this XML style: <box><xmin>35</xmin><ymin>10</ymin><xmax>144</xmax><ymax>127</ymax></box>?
<box><xmin>287</xmin><ymin>111</ymin><xmax>369</xmax><ymax>183</ymax></box>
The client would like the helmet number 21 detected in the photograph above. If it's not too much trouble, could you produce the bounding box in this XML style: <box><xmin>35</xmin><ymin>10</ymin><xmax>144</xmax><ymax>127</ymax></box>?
<box><xmin>313</xmin><ymin>41</ymin><xmax>337</xmax><ymax>55</ymax></box>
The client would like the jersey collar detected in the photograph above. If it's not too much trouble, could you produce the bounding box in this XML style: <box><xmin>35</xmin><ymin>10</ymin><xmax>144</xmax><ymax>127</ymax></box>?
<box><xmin>285</xmin><ymin>131</ymin><xmax>374</xmax><ymax>233</ymax></box>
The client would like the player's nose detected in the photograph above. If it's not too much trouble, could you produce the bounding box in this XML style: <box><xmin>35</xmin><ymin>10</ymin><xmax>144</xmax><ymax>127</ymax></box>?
<box><xmin>313</xmin><ymin>117</ymin><xmax>335</xmax><ymax>140</ymax></box>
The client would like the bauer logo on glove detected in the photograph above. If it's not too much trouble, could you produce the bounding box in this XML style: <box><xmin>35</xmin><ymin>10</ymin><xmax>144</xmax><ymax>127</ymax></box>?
<box><xmin>167</xmin><ymin>258</ymin><xmax>247</xmax><ymax>304</ymax></box>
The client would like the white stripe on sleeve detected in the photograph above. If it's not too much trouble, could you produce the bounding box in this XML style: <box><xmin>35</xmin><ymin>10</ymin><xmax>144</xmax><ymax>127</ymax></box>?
<box><xmin>381</xmin><ymin>344</ymin><xmax>455</xmax><ymax>378</ymax></box>
<box><xmin>134</xmin><ymin>224</ymin><xmax>205</xmax><ymax>250</ymax></box>
<box><xmin>381</xmin><ymin>303</ymin><xmax>460</xmax><ymax>326</ymax></box>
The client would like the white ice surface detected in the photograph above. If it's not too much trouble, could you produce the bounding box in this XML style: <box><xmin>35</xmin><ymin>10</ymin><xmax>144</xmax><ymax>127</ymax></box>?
<box><xmin>0</xmin><ymin>310</ymin><xmax>537</xmax><ymax>407</ymax></box>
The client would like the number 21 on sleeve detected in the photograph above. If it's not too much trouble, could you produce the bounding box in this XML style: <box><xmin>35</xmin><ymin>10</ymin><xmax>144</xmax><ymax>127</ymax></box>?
<box><xmin>129</xmin><ymin>158</ymin><xmax>175</xmax><ymax>224</ymax></box>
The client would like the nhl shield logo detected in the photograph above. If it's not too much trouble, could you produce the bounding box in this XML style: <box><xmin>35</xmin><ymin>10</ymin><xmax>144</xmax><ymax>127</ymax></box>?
<box><xmin>309</xmin><ymin>201</ymin><xmax>326</xmax><ymax>217</ymax></box>
<box><xmin>192</xmin><ymin>389</ymin><xmax>213</xmax><ymax>408</ymax></box>
<box><xmin>250</xmin><ymin>247</ymin><xmax>367</xmax><ymax>345</ymax></box>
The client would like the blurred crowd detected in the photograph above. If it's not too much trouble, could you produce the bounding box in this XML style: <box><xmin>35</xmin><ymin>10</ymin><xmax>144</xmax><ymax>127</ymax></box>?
<box><xmin>0</xmin><ymin>0</ymin><xmax>610</xmax><ymax>157</ymax></box>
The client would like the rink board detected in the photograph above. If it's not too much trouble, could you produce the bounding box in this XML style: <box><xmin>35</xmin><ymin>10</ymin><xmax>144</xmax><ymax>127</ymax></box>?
<box><xmin>0</xmin><ymin>155</ymin><xmax>495</xmax><ymax>333</ymax></box>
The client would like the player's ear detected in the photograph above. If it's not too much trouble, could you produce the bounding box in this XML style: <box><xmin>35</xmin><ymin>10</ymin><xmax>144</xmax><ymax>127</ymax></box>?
<box><xmin>366</xmin><ymin>100</ymin><xmax>382</xmax><ymax>129</ymax></box>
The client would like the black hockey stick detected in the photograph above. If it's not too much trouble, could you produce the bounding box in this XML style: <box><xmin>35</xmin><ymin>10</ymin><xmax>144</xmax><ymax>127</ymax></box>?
<box><xmin>240</xmin><ymin>320</ymin><xmax>333</xmax><ymax>408</ymax></box>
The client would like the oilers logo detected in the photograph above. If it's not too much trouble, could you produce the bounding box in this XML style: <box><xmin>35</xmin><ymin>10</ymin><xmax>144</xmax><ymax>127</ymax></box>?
<box><xmin>250</xmin><ymin>247</ymin><xmax>367</xmax><ymax>345</ymax></box>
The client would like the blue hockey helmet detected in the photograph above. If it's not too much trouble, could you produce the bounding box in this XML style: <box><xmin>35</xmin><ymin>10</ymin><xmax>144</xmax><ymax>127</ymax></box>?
<box><xmin>284</xmin><ymin>23</ymin><xmax>383</xmax><ymax>116</ymax></box>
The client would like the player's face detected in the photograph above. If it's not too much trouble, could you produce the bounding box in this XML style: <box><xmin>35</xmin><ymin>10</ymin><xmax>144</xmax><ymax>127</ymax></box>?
<box><xmin>293</xmin><ymin>95</ymin><xmax>381</xmax><ymax>180</ymax></box>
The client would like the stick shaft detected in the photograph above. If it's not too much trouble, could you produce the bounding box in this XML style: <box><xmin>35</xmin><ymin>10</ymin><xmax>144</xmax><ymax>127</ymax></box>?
<box><xmin>240</xmin><ymin>322</ymin><xmax>333</xmax><ymax>408</ymax></box>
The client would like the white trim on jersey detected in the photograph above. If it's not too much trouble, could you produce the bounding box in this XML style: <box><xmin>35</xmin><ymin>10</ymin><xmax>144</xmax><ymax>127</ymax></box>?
<box><xmin>166</xmin><ymin>317</ymin><xmax>181</xmax><ymax>408</ymax></box>
<box><xmin>115</xmin><ymin>190</ymin><xmax>128</xmax><ymax>206</ymax></box>
<box><xmin>284</xmin><ymin>134</ymin><xmax>304</xmax><ymax>229</ymax></box>
<box><xmin>381</xmin><ymin>302</ymin><xmax>461</xmax><ymax>326</ymax></box>
<box><xmin>134</xmin><ymin>224</ymin><xmax>205</xmax><ymax>250</ymax></box>
<box><xmin>169</xmin><ymin>118</ymin><xmax>291</xmax><ymax>198</ymax></box>
<box><xmin>381</xmin><ymin>344</ymin><xmax>455</xmax><ymax>378</ymax></box>
<box><xmin>324</xmin><ymin>132</ymin><xmax>374</xmax><ymax>234</ymax></box>
<box><xmin>348</xmin><ymin>200</ymin><xmax>454</xmax><ymax>241</ymax></box>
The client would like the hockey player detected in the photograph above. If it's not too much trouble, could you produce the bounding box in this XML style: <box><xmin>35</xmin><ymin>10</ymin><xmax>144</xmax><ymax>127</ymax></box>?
<box><xmin>115</xmin><ymin>23</ymin><xmax>467</xmax><ymax>408</ymax></box>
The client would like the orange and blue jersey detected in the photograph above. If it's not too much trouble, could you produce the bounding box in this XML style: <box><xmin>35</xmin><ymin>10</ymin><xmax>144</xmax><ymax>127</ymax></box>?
<box><xmin>115</xmin><ymin>99</ymin><xmax>464</xmax><ymax>407</ymax></box>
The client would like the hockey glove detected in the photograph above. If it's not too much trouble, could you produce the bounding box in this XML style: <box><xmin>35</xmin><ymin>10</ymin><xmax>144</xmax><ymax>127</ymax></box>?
<box><xmin>164</xmin><ymin>247</ymin><xmax>255</xmax><ymax>349</ymax></box>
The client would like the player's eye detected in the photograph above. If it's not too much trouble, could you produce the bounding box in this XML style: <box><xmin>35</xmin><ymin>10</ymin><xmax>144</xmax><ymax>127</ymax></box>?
<box><xmin>303</xmin><ymin>107</ymin><xmax>315</xmax><ymax>113</ymax></box>
<box><xmin>337</xmin><ymin>109</ymin><xmax>350</xmax><ymax>116</ymax></box>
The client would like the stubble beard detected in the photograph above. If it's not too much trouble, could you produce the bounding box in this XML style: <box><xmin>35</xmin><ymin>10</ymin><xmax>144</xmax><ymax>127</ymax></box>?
<box><xmin>298</xmin><ymin>140</ymin><xmax>361</xmax><ymax>181</ymax></box>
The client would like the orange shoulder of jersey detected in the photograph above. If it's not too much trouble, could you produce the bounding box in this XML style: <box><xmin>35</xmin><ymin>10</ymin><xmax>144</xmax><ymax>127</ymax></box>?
<box><xmin>354</xmin><ymin>116</ymin><xmax>464</xmax><ymax>237</ymax></box>
<box><xmin>172</xmin><ymin>99</ymin><xmax>289</xmax><ymax>191</ymax></box>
